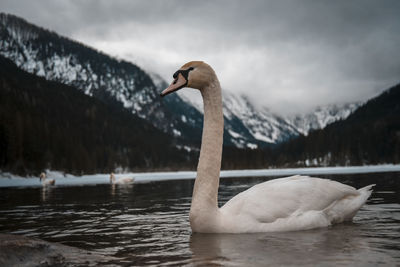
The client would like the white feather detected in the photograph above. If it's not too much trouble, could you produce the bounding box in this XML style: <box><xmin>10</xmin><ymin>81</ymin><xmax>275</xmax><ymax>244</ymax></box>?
<box><xmin>219</xmin><ymin>176</ymin><xmax>373</xmax><ymax>232</ymax></box>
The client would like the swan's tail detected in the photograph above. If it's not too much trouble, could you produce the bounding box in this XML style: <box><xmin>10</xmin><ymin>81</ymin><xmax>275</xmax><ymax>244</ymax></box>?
<box><xmin>326</xmin><ymin>184</ymin><xmax>375</xmax><ymax>224</ymax></box>
<box><xmin>357</xmin><ymin>184</ymin><xmax>375</xmax><ymax>209</ymax></box>
<box><xmin>343</xmin><ymin>184</ymin><xmax>375</xmax><ymax>221</ymax></box>
<box><xmin>358</xmin><ymin>184</ymin><xmax>375</xmax><ymax>195</ymax></box>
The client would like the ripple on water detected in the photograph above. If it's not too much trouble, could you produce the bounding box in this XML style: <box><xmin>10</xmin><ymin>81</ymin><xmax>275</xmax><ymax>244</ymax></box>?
<box><xmin>0</xmin><ymin>173</ymin><xmax>400</xmax><ymax>266</ymax></box>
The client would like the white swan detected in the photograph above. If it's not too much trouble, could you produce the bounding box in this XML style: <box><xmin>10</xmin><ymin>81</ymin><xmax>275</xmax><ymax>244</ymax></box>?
<box><xmin>109</xmin><ymin>173</ymin><xmax>135</xmax><ymax>184</ymax></box>
<box><xmin>160</xmin><ymin>61</ymin><xmax>374</xmax><ymax>233</ymax></box>
<box><xmin>39</xmin><ymin>172</ymin><xmax>55</xmax><ymax>186</ymax></box>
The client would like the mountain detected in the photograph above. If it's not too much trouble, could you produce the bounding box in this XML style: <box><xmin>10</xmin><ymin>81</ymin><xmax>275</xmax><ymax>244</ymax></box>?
<box><xmin>0</xmin><ymin>55</ymin><xmax>198</xmax><ymax>175</ymax></box>
<box><xmin>0</xmin><ymin>55</ymin><xmax>282</xmax><ymax>175</ymax></box>
<box><xmin>178</xmin><ymin>90</ymin><xmax>300</xmax><ymax>148</ymax></box>
<box><xmin>0</xmin><ymin>13</ymin><xmax>358</xmax><ymax>148</ymax></box>
<box><xmin>271</xmin><ymin>84</ymin><xmax>400</xmax><ymax>166</ymax></box>
<box><xmin>0</xmin><ymin>13</ymin><xmax>204</xmax><ymax>145</ymax></box>
<box><xmin>179</xmin><ymin>89</ymin><xmax>359</xmax><ymax>148</ymax></box>
<box><xmin>287</xmin><ymin>103</ymin><xmax>361</xmax><ymax>136</ymax></box>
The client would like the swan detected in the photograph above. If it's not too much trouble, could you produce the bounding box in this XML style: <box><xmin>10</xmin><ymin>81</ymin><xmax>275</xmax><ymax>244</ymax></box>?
<box><xmin>39</xmin><ymin>172</ymin><xmax>55</xmax><ymax>186</ymax></box>
<box><xmin>109</xmin><ymin>173</ymin><xmax>135</xmax><ymax>184</ymax></box>
<box><xmin>160</xmin><ymin>61</ymin><xmax>374</xmax><ymax>233</ymax></box>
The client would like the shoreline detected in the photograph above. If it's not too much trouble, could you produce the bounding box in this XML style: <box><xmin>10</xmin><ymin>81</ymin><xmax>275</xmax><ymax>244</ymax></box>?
<box><xmin>1</xmin><ymin>164</ymin><xmax>399</xmax><ymax>188</ymax></box>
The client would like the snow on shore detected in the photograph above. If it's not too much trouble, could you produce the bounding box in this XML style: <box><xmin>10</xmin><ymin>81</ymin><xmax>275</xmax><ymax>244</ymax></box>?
<box><xmin>1</xmin><ymin>165</ymin><xmax>399</xmax><ymax>188</ymax></box>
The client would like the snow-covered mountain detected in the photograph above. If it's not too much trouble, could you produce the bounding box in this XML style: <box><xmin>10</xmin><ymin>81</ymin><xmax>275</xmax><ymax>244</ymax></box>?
<box><xmin>286</xmin><ymin>103</ymin><xmax>361</xmax><ymax>136</ymax></box>
<box><xmin>0</xmin><ymin>13</ymin><xmax>203</xmax><ymax>144</ymax></box>
<box><xmin>0</xmin><ymin>13</ymin><xmax>359</xmax><ymax>148</ymax></box>
<box><xmin>178</xmin><ymin>89</ymin><xmax>360</xmax><ymax>148</ymax></box>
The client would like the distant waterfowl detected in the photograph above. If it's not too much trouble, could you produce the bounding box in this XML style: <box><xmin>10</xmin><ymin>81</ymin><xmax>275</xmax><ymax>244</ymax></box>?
<box><xmin>39</xmin><ymin>172</ymin><xmax>55</xmax><ymax>186</ymax></box>
<box><xmin>109</xmin><ymin>173</ymin><xmax>135</xmax><ymax>184</ymax></box>
<box><xmin>160</xmin><ymin>61</ymin><xmax>374</xmax><ymax>233</ymax></box>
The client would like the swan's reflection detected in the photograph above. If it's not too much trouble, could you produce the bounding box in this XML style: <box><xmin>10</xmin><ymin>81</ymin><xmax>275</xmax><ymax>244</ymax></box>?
<box><xmin>118</xmin><ymin>183</ymin><xmax>134</xmax><ymax>194</ymax></box>
<box><xmin>110</xmin><ymin>183</ymin><xmax>134</xmax><ymax>200</ymax></box>
<box><xmin>40</xmin><ymin>185</ymin><xmax>54</xmax><ymax>202</ymax></box>
<box><xmin>190</xmin><ymin>224</ymin><xmax>379</xmax><ymax>266</ymax></box>
<box><xmin>111</xmin><ymin>183</ymin><xmax>116</xmax><ymax>196</ymax></box>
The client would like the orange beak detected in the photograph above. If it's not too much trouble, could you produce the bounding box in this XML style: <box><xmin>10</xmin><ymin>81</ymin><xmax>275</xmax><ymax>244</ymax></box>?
<box><xmin>160</xmin><ymin>73</ymin><xmax>188</xmax><ymax>97</ymax></box>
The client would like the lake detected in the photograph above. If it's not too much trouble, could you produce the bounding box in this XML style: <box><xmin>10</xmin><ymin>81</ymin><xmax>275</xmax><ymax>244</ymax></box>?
<box><xmin>0</xmin><ymin>172</ymin><xmax>399</xmax><ymax>266</ymax></box>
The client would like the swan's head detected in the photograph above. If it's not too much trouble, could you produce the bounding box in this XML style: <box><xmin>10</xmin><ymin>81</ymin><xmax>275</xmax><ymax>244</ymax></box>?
<box><xmin>39</xmin><ymin>172</ymin><xmax>46</xmax><ymax>181</ymax></box>
<box><xmin>160</xmin><ymin>61</ymin><xmax>215</xmax><ymax>97</ymax></box>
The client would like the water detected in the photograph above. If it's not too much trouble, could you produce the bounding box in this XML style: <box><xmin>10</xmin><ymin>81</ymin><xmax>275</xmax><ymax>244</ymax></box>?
<box><xmin>0</xmin><ymin>172</ymin><xmax>399</xmax><ymax>266</ymax></box>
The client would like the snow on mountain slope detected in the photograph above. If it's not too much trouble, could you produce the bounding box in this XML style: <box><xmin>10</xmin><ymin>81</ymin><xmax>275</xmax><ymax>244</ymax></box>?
<box><xmin>179</xmin><ymin>89</ymin><xmax>358</xmax><ymax>148</ymax></box>
<box><xmin>286</xmin><ymin>103</ymin><xmax>361</xmax><ymax>136</ymax></box>
<box><xmin>0</xmin><ymin>14</ymin><xmax>152</xmax><ymax>113</ymax></box>
<box><xmin>178</xmin><ymin>90</ymin><xmax>297</xmax><ymax>148</ymax></box>
<box><xmin>222</xmin><ymin>94</ymin><xmax>360</xmax><ymax>147</ymax></box>
<box><xmin>0</xmin><ymin>13</ymin><xmax>204</xmax><ymax>143</ymax></box>
<box><xmin>0</xmin><ymin>13</ymin><xmax>360</xmax><ymax>148</ymax></box>
<box><xmin>221</xmin><ymin>91</ymin><xmax>299</xmax><ymax>148</ymax></box>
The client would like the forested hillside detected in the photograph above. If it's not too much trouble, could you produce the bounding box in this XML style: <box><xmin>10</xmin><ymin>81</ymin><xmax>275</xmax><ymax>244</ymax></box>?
<box><xmin>0</xmin><ymin>56</ymin><xmax>275</xmax><ymax>175</ymax></box>
<box><xmin>272</xmin><ymin>84</ymin><xmax>400</xmax><ymax>166</ymax></box>
<box><xmin>0</xmin><ymin>13</ymin><xmax>360</xmax><ymax>149</ymax></box>
<box><xmin>0</xmin><ymin>56</ymin><xmax>197</xmax><ymax>175</ymax></box>
<box><xmin>1</xmin><ymin>52</ymin><xmax>398</xmax><ymax>175</ymax></box>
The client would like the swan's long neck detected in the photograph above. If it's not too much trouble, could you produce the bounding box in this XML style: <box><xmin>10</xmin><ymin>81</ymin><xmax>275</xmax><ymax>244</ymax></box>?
<box><xmin>190</xmin><ymin>78</ymin><xmax>224</xmax><ymax>216</ymax></box>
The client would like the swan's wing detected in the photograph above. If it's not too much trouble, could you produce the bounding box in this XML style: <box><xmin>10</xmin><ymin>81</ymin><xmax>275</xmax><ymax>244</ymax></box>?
<box><xmin>220</xmin><ymin>175</ymin><xmax>359</xmax><ymax>224</ymax></box>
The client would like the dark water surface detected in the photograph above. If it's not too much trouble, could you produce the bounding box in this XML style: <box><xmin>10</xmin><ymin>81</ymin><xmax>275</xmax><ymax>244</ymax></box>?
<box><xmin>0</xmin><ymin>172</ymin><xmax>399</xmax><ymax>266</ymax></box>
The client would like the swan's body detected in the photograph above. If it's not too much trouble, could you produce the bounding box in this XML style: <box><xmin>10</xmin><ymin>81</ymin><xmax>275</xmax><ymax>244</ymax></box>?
<box><xmin>208</xmin><ymin>175</ymin><xmax>372</xmax><ymax>233</ymax></box>
<box><xmin>161</xmin><ymin>61</ymin><xmax>373</xmax><ymax>233</ymax></box>
<box><xmin>115</xmin><ymin>177</ymin><xmax>135</xmax><ymax>184</ymax></box>
<box><xmin>110</xmin><ymin>173</ymin><xmax>135</xmax><ymax>184</ymax></box>
<box><xmin>39</xmin><ymin>172</ymin><xmax>55</xmax><ymax>186</ymax></box>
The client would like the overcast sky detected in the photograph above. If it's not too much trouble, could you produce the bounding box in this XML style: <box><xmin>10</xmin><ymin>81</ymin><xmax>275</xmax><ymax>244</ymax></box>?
<box><xmin>1</xmin><ymin>0</ymin><xmax>400</xmax><ymax>114</ymax></box>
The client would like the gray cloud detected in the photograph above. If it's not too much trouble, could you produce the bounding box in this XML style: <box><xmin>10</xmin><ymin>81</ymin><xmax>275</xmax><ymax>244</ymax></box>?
<box><xmin>1</xmin><ymin>0</ymin><xmax>400</xmax><ymax>114</ymax></box>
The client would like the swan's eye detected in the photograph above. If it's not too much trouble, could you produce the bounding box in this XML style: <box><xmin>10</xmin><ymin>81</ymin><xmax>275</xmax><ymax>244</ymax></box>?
<box><xmin>172</xmin><ymin>67</ymin><xmax>194</xmax><ymax>82</ymax></box>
